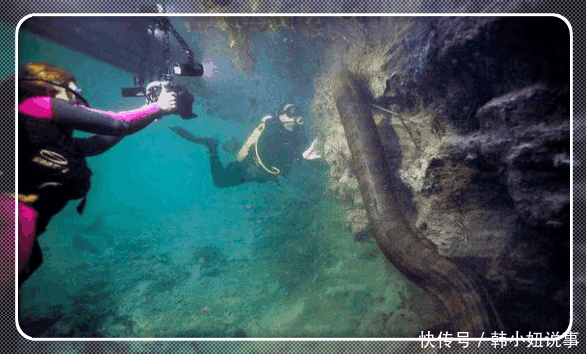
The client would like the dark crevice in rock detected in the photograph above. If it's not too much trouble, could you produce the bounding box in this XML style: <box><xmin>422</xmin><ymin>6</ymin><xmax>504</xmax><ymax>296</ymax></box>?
<box><xmin>377</xmin><ymin>16</ymin><xmax>570</xmax><ymax>333</ymax></box>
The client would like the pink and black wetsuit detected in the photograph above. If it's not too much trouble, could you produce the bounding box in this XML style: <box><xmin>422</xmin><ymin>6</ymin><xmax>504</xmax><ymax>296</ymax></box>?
<box><xmin>19</xmin><ymin>97</ymin><xmax>162</xmax><ymax>134</ymax></box>
<box><xmin>17</xmin><ymin>96</ymin><xmax>163</xmax><ymax>285</ymax></box>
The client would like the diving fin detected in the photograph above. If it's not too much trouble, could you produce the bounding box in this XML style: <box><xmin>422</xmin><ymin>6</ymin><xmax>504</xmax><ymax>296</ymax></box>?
<box><xmin>77</xmin><ymin>196</ymin><xmax>87</xmax><ymax>215</ymax></box>
<box><xmin>169</xmin><ymin>126</ymin><xmax>217</xmax><ymax>149</ymax></box>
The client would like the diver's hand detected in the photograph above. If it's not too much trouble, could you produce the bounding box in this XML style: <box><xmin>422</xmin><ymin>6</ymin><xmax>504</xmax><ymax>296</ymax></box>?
<box><xmin>157</xmin><ymin>90</ymin><xmax>178</xmax><ymax>113</ymax></box>
<box><xmin>302</xmin><ymin>138</ymin><xmax>322</xmax><ymax>160</ymax></box>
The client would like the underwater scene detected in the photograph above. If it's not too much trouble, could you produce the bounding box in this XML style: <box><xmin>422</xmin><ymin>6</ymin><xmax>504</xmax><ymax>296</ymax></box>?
<box><xmin>16</xmin><ymin>16</ymin><xmax>570</xmax><ymax>342</ymax></box>
<box><xmin>17</xmin><ymin>17</ymin><xmax>441</xmax><ymax>338</ymax></box>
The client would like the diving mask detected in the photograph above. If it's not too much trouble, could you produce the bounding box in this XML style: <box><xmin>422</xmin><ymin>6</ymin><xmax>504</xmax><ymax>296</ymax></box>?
<box><xmin>280</xmin><ymin>103</ymin><xmax>304</xmax><ymax>126</ymax></box>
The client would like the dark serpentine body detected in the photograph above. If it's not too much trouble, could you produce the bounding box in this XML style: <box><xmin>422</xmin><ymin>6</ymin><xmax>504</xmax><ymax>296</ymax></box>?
<box><xmin>332</xmin><ymin>69</ymin><xmax>503</xmax><ymax>336</ymax></box>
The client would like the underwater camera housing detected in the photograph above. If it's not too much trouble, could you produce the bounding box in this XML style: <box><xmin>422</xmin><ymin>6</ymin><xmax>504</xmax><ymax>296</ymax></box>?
<box><xmin>120</xmin><ymin>17</ymin><xmax>202</xmax><ymax>118</ymax></box>
<box><xmin>145</xmin><ymin>80</ymin><xmax>197</xmax><ymax>119</ymax></box>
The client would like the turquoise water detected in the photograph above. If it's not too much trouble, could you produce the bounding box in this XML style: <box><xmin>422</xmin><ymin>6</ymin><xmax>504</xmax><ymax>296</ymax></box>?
<box><xmin>17</xmin><ymin>23</ymin><xmax>435</xmax><ymax>338</ymax></box>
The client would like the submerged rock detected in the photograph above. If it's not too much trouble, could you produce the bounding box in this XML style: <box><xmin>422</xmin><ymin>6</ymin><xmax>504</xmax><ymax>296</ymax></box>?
<box><xmin>314</xmin><ymin>16</ymin><xmax>570</xmax><ymax>333</ymax></box>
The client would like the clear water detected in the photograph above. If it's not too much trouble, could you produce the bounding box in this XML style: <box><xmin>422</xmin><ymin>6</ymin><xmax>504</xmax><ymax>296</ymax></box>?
<box><xmin>17</xmin><ymin>20</ymin><xmax>435</xmax><ymax>338</ymax></box>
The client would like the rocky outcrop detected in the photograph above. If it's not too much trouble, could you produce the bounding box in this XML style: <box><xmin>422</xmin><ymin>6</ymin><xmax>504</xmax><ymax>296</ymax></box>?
<box><xmin>399</xmin><ymin>17</ymin><xmax>569</xmax><ymax>333</ymax></box>
<box><xmin>315</xmin><ymin>16</ymin><xmax>570</xmax><ymax>334</ymax></box>
<box><xmin>388</xmin><ymin>16</ymin><xmax>570</xmax><ymax>333</ymax></box>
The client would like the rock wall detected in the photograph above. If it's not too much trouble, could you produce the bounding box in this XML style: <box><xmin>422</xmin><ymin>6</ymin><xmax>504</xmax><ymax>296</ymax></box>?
<box><xmin>312</xmin><ymin>16</ymin><xmax>570</xmax><ymax>333</ymax></box>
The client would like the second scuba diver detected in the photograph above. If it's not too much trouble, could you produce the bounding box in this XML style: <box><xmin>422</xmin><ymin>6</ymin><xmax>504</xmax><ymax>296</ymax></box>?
<box><xmin>169</xmin><ymin>103</ymin><xmax>323</xmax><ymax>188</ymax></box>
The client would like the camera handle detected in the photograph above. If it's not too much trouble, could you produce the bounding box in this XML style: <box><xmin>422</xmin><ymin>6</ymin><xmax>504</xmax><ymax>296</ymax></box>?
<box><xmin>145</xmin><ymin>80</ymin><xmax>172</xmax><ymax>104</ymax></box>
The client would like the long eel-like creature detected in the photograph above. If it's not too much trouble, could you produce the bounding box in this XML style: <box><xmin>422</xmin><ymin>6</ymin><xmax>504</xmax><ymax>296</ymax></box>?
<box><xmin>332</xmin><ymin>69</ymin><xmax>503</xmax><ymax>336</ymax></box>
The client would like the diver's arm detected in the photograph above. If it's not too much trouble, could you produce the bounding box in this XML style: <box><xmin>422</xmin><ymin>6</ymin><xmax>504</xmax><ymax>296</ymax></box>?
<box><xmin>51</xmin><ymin>99</ymin><xmax>164</xmax><ymax>136</ymax></box>
<box><xmin>73</xmin><ymin>135</ymin><xmax>124</xmax><ymax>157</ymax></box>
<box><xmin>18</xmin><ymin>91</ymin><xmax>176</xmax><ymax>136</ymax></box>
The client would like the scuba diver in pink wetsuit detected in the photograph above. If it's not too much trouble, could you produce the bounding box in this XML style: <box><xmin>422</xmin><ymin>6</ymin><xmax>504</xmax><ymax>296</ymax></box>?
<box><xmin>16</xmin><ymin>61</ymin><xmax>179</xmax><ymax>287</ymax></box>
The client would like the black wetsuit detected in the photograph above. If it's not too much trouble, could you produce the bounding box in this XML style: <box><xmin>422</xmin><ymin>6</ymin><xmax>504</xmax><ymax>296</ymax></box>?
<box><xmin>209</xmin><ymin>116</ymin><xmax>307</xmax><ymax>188</ymax></box>
<box><xmin>170</xmin><ymin>115</ymin><xmax>308</xmax><ymax>188</ymax></box>
<box><xmin>18</xmin><ymin>96</ymin><xmax>164</xmax><ymax>285</ymax></box>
